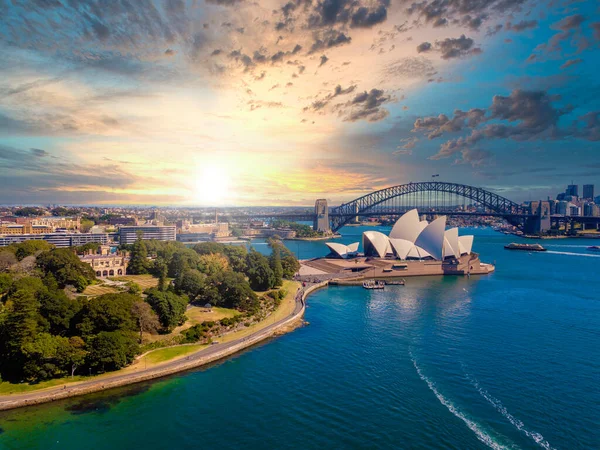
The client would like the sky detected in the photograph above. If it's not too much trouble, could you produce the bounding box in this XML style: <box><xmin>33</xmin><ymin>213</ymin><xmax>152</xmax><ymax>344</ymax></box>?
<box><xmin>0</xmin><ymin>0</ymin><xmax>599</xmax><ymax>206</ymax></box>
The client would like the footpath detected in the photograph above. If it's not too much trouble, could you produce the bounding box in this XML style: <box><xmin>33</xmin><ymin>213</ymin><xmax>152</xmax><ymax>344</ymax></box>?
<box><xmin>0</xmin><ymin>282</ymin><xmax>328</xmax><ymax>411</ymax></box>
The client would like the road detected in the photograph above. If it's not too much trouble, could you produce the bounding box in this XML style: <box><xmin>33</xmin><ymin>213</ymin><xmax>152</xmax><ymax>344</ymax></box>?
<box><xmin>0</xmin><ymin>283</ymin><xmax>321</xmax><ymax>411</ymax></box>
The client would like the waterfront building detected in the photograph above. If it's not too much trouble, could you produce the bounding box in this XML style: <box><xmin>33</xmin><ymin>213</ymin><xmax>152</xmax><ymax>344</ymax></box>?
<box><xmin>582</xmin><ymin>184</ymin><xmax>594</xmax><ymax>201</ymax></box>
<box><xmin>325</xmin><ymin>242</ymin><xmax>359</xmax><ymax>258</ymax></box>
<box><xmin>327</xmin><ymin>209</ymin><xmax>474</xmax><ymax>262</ymax></box>
<box><xmin>119</xmin><ymin>225</ymin><xmax>176</xmax><ymax>245</ymax></box>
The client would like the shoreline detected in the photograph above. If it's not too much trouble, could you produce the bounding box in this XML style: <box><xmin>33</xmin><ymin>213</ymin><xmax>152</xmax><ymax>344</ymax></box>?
<box><xmin>0</xmin><ymin>282</ymin><xmax>328</xmax><ymax>412</ymax></box>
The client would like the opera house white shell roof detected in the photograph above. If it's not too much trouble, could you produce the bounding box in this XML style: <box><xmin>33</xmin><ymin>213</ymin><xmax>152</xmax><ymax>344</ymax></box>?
<box><xmin>326</xmin><ymin>209</ymin><xmax>474</xmax><ymax>261</ymax></box>
<box><xmin>325</xmin><ymin>242</ymin><xmax>359</xmax><ymax>258</ymax></box>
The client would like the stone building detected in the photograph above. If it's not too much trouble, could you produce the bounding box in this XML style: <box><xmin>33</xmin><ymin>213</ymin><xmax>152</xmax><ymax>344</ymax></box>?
<box><xmin>79</xmin><ymin>245</ymin><xmax>129</xmax><ymax>278</ymax></box>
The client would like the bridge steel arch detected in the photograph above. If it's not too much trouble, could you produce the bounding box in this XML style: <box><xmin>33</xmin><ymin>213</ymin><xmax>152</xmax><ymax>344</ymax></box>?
<box><xmin>330</xmin><ymin>181</ymin><xmax>528</xmax><ymax>232</ymax></box>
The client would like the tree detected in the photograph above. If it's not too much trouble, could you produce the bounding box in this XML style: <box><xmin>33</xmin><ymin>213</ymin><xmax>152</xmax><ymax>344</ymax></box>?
<box><xmin>131</xmin><ymin>301</ymin><xmax>160</xmax><ymax>343</ymax></box>
<box><xmin>198</xmin><ymin>253</ymin><xmax>229</xmax><ymax>276</ymax></box>
<box><xmin>269</xmin><ymin>248</ymin><xmax>283</xmax><ymax>287</ymax></box>
<box><xmin>151</xmin><ymin>258</ymin><xmax>168</xmax><ymax>291</ymax></box>
<box><xmin>39</xmin><ymin>289</ymin><xmax>80</xmax><ymax>336</ymax></box>
<box><xmin>14</xmin><ymin>207</ymin><xmax>44</xmax><ymax>217</ymax></box>
<box><xmin>77</xmin><ymin>293</ymin><xmax>138</xmax><ymax>337</ymax></box>
<box><xmin>87</xmin><ymin>331</ymin><xmax>139</xmax><ymax>373</ymax></box>
<box><xmin>145</xmin><ymin>289</ymin><xmax>188</xmax><ymax>332</ymax></box>
<box><xmin>214</xmin><ymin>271</ymin><xmax>258</xmax><ymax>311</ymax></box>
<box><xmin>128</xmin><ymin>237</ymin><xmax>149</xmax><ymax>274</ymax></box>
<box><xmin>174</xmin><ymin>269</ymin><xmax>206</xmax><ymax>301</ymax></box>
<box><xmin>167</xmin><ymin>248</ymin><xmax>199</xmax><ymax>278</ymax></box>
<box><xmin>245</xmin><ymin>249</ymin><xmax>275</xmax><ymax>291</ymax></box>
<box><xmin>58</xmin><ymin>336</ymin><xmax>88</xmax><ymax>377</ymax></box>
<box><xmin>80</xmin><ymin>218</ymin><xmax>95</xmax><ymax>233</ymax></box>
<box><xmin>36</xmin><ymin>248</ymin><xmax>96</xmax><ymax>291</ymax></box>
<box><xmin>281</xmin><ymin>248</ymin><xmax>300</xmax><ymax>279</ymax></box>
<box><xmin>0</xmin><ymin>250</ymin><xmax>17</xmax><ymax>271</ymax></box>
<box><xmin>10</xmin><ymin>240</ymin><xmax>54</xmax><ymax>261</ymax></box>
<box><xmin>222</xmin><ymin>245</ymin><xmax>248</xmax><ymax>273</ymax></box>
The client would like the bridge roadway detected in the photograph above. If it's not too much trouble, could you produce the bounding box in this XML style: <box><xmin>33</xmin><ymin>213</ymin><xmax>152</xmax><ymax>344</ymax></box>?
<box><xmin>219</xmin><ymin>211</ymin><xmax>535</xmax><ymax>221</ymax></box>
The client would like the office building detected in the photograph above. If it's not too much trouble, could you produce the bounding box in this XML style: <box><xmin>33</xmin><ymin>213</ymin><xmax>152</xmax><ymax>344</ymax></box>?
<box><xmin>119</xmin><ymin>226</ymin><xmax>176</xmax><ymax>245</ymax></box>
<box><xmin>583</xmin><ymin>184</ymin><xmax>594</xmax><ymax>200</ymax></box>
<box><xmin>566</xmin><ymin>184</ymin><xmax>579</xmax><ymax>197</ymax></box>
<box><xmin>0</xmin><ymin>233</ymin><xmax>111</xmax><ymax>248</ymax></box>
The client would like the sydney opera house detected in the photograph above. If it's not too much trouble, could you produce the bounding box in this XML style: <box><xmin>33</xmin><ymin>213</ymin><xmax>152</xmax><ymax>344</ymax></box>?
<box><xmin>301</xmin><ymin>209</ymin><xmax>493</xmax><ymax>279</ymax></box>
<box><xmin>325</xmin><ymin>209</ymin><xmax>473</xmax><ymax>261</ymax></box>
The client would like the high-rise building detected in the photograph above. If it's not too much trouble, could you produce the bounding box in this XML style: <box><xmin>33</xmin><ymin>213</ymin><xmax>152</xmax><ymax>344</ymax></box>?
<box><xmin>566</xmin><ymin>184</ymin><xmax>579</xmax><ymax>197</ymax></box>
<box><xmin>583</xmin><ymin>184</ymin><xmax>594</xmax><ymax>200</ymax></box>
<box><xmin>313</xmin><ymin>199</ymin><xmax>330</xmax><ymax>233</ymax></box>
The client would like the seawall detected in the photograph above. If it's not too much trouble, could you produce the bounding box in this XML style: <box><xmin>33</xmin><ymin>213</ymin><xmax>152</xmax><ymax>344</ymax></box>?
<box><xmin>0</xmin><ymin>282</ymin><xmax>328</xmax><ymax>412</ymax></box>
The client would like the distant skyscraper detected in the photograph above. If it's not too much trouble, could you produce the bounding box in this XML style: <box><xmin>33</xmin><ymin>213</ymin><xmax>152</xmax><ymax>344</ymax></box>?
<box><xmin>566</xmin><ymin>184</ymin><xmax>579</xmax><ymax>197</ymax></box>
<box><xmin>583</xmin><ymin>184</ymin><xmax>594</xmax><ymax>200</ymax></box>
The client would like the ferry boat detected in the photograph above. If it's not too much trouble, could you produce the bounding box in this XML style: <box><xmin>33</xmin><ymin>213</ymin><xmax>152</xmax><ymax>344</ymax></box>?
<box><xmin>362</xmin><ymin>280</ymin><xmax>385</xmax><ymax>290</ymax></box>
<box><xmin>587</xmin><ymin>245</ymin><xmax>600</xmax><ymax>252</ymax></box>
<box><xmin>504</xmin><ymin>243</ymin><xmax>547</xmax><ymax>252</ymax></box>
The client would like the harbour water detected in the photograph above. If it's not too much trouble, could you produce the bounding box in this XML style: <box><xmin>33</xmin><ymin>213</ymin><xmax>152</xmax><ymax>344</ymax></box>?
<box><xmin>0</xmin><ymin>228</ymin><xmax>599</xmax><ymax>449</ymax></box>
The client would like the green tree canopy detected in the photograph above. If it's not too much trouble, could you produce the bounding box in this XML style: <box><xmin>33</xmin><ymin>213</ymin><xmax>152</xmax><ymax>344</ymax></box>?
<box><xmin>36</xmin><ymin>248</ymin><xmax>96</xmax><ymax>291</ymax></box>
<box><xmin>145</xmin><ymin>289</ymin><xmax>188</xmax><ymax>332</ymax></box>
<box><xmin>245</xmin><ymin>249</ymin><xmax>275</xmax><ymax>291</ymax></box>
<box><xmin>77</xmin><ymin>293</ymin><xmax>138</xmax><ymax>336</ymax></box>
<box><xmin>128</xmin><ymin>237</ymin><xmax>149</xmax><ymax>275</ymax></box>
<box><xmin>87</xmin><ymin>331</ymin><xmax>139</xmax><ymax>373</ymax></box>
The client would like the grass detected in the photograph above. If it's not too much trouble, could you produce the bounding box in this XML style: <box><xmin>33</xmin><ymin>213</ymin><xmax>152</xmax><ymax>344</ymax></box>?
<box><xmin>218</xmin><ymin>280</ymin><xmax>300</xmax><ymax>344</ymax></box>
<box><xmin>185</xmin><ymin>306</ymin><xmax>240</xmax><ymax>325</ymax></box>
<box><xmin>82</xmin><ymin>284</ymin><xmax>120</xmax><ymax>297</ymax></box>
<box><xmin>110</xmin><ymin>274</ymin><xmax>163</xmax><ymax>290</ymax></box>
<box><xmin>142</xmin><ymin>344</ymin><xmax>207</xmax><ymax>365</ymax></box>
<box><xmin>0</xmin><ymin>376</ymin><xmax>89</xmax><ymax>395</ymax></box>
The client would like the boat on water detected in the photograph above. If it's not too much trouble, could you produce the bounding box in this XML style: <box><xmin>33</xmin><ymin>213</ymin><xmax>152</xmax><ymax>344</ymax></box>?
<box><xmin>363</xmin><ymin>280</ymin><xmax>385</xmax><ymax>290</ymax></box>
<box><xmin>504</xmin><ymin>243</ymin><xmax>547</xmax><ymax>252</ymax></box>
<box><xmin>587</xmin><ymin>245</ymin><xmax>600</xmax><ymax>252</ymax></box>
<box><xmin>385</xmin><ymin>279</ymin><xmax>405</xmax><ymax>286</ymax></box>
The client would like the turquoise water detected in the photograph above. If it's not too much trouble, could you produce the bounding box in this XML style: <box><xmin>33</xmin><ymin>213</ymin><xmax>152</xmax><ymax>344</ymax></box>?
<box><xmin>1</xmin><ymin>228</ymin><xmax>599</xmax><ymax>449</ymax></box>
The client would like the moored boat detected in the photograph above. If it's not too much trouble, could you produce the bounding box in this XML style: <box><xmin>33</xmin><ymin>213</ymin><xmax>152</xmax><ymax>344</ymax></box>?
<box><xmin>504</xmin><ymin>243</ymin><xmax>547</xmax><ymax>252</ymax></box>
<box><xmin>362</xmin><ymin>280</ymin><xmax>385</xmax><ymax>289</ymax></box>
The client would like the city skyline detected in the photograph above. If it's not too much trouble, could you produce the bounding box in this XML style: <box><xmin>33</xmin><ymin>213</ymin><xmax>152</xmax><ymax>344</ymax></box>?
<box><xmin>1</xmin><ymin>0</ymin><xmax>599</xmax><ymax>206</ymax></box>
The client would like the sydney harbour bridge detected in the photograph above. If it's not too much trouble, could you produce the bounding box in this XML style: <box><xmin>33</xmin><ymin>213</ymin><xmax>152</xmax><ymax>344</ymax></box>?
<box><xmin>220</xmin><ymin>181</ymin><xmax>600</xmax><ymax>234</ymax></box>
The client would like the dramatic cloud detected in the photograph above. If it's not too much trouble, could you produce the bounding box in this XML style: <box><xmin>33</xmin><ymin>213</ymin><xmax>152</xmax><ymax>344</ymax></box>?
<box><xmin>505</xmin><ymin>20</ymin><xmax>538</xmax><ymax>32</ymax></box>
<box><xmin>303</xmin><ymin>84</ymin><xmax>356</xmax><ymax>112</ymax></box>
<box><xmin>308</xmin><ymin>30</ymin><xmax>352</xmax><ymax>54</ymax></box>
<box><xmin>528</xmin><ymin>14</ymin><xmax>590</xmax><ymax>62</ymax></box>
<box><xmin>338</xmin><ymin>89</ymin><xmax>391</xmax><ymax>122</ymax></box>
<box><xmin>404</xmin><ymin>0</ymin><xmax>527</xmax><ymax>31</ymax></box>
<box><xmin>414</xmin><ymin>90</ymin><xmax>588</xmax><ymax>164</ymax></box>
<box><xmin>384</xmin><ymin>56</ymin><xmax>437</xmax><ymax>79</ymax></box>
<box><xmin>416</xmin><ymin>35</ymin><xmax>481</xmax><ymax>59</ymax></box>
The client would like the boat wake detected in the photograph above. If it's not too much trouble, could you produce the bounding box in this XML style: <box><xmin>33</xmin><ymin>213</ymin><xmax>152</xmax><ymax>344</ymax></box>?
<box><xmin>410</xmin><ymin>353</ymin><xmax>510</xmax><ymax>450</ymax></box>
<box><xmin>465</xmin><ymin>372</ymin><xmax>555</xmax><ymax>450</ymax></box>
<box><xmin>546</xmin><ymin>250</ymin><xmax>600</xmax><ymax>258</ymax></box>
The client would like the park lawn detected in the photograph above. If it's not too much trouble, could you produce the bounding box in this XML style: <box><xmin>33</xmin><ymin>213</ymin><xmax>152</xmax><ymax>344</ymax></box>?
<box><xmin>0</xmin><ymin>376</ymin><xmax>89</xmax><ymax>395</ymax></box>
<box><xmin>186</xmin><ymin>306</ymin><xmax>240</xmax><ymax>325</ymax></box>
<box><xmin>143</xmin><ymin>344</ymin><xmax>207</xmax><ymax>365</ymax></box>
<box><xmin>218</xmin><ymin>280</ymin><xmax>300</xmax><ymax>344</ymax></box>
<box><xmin>82</xmin><ymin>283</ymin><xmax>120</xmax><ymax>297</ymax></box>
<box><xmin>111</xmin><ymin>274</ymin><xmax>166</xmax><ymax>290</ymax></box>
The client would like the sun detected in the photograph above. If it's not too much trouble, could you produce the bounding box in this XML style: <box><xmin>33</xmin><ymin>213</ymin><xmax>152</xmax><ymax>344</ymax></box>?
<box><xmin>193</xmin><ymin>166</ymin><xmax>231</xmax><ymax>205</ymax></box>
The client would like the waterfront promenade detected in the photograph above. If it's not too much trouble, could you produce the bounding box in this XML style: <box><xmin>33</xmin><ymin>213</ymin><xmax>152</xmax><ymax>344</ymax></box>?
<box><xmin>0</xmin><ymin>282</ymin><xmax>327</xmax><ymax>411</ymax></box>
